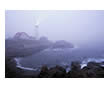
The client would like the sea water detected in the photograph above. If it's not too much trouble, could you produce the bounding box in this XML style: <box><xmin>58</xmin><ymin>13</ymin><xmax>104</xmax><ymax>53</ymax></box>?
<box><xmin>14</xmin><ymin>48</ymin><xmax>104</xmax><ymax>72</ymax></box>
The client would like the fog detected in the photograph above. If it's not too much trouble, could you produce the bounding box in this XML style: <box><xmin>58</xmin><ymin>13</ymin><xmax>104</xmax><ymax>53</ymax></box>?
<box><xmin>5</xmin><ymin>10</ymin><xmax>104</xmax><ymax>47</ymax></box>
<box><xmin>5</xmin><ymin>11</ymin><xmax>104</xmax><ymax>78</ymax></box>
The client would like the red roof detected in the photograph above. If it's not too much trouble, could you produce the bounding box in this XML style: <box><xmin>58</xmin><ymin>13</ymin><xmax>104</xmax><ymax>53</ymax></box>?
<box><xmin>14</xmin><ymin>32</ymin><xmax>30</xmax><ymax>39</ymax></box>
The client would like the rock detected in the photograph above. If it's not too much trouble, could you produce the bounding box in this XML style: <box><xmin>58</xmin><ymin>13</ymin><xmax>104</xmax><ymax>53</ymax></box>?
<box><xmin>87</xmin><ymin>62</ymin><xmax>101</xmax><ymax>69</ymax></box>
<box><xmin>6</xmin><ymin>58</ymin><xmax>104</xmax><ymax>78</ymax></box>
<box><xmin>81</xmin><ymin>66</ymin><xmax>97</xmax><ymax>78</ymax></box>
<box><xmin>5</xmin><ymin>57</ymin><xmax>39</xmax><ymax>78</ymax></box>
<box><xmin>67</xmin><ymin>61</ymin><xmax>83</xmax><ymax>78</ymax></box>
<box><xmin>38</xmin><ymin>65</ymin><xmax>66</xmax><ymax>78</ymax></box>
<box><xmin>5</xmin><ymin>58</ymin><xmax>18</xmax><ymax>78</ymax></box>
<box><xmin>71</xmin><ymin>61</ymin><xmax>81</xmax><ymax>70</ymax></box>
<box><xmin>48</xmin><ymin>65</ymin><xmax>66</xmax><ymax>78</ymax></box>
<box><xmin>38</xmin><ymin>65</ymin><xmax>49</xmax><ymax>78</ymax></box>
<box><xmin>81</xmin><ymin>62</ymin><xmax>104</xmax><ymax>78</ymax></box>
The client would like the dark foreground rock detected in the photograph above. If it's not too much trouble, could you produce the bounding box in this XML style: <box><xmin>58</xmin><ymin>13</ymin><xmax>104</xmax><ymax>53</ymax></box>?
<box><xmin>80</xmin><ymin>62</ymin><xmax>104</xmax><ymax>78</ymax></box>
<box><xmin>5</xmin><ymin>58</ymin><xmax>104</xmax><ymax>78</ymax></box>
<box><xmin>66</xmin><ymin>61</ymin><xmax>83</xmax><ymax>78</ymax></box>
<box><xmin>67</xmin><ymin>61</ymin><xmax>104</xmax><ymax>78</ymax></box>
<box><xmin>38</xmin><ymin>61</ymin><xmax>104</xmax><ymax>78</ymax></box>
<box><xmin>5</xmin><ymin>58</ymin><xmax>39</xmax><ymax>78</ymax></box>
<box><xmin>38</xmin><ymin>65</ymin><xmax>66</xmax><ymax>78</ymax></box>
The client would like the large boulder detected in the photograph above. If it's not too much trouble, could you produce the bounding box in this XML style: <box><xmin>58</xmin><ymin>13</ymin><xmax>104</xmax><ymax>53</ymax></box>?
<box><xmin>80</xmin><ymin>61</ymin><xmax>104</xmax><ymax>78</ymax></box>
<box><xmin>81</xmin><ymin>66</ymin><xmax>97</xmax><ymax>78</ymax></box>
<box><xmin>67</xmin><ymin>61</ymin><xmax>83</xmax><ymax>78</ymax></box>
<box><xmin>38</xmin><ymin>65</ymin><xmax>66</xmax><ymax>78</ymax></box>
<box><xmin>5</xmin><ymin>58</ymin><xmax>18</xmax><ymax>78</ymax></box>
<box><xmin>48</xmin><ymin>65</ymin><xmax>66</xmax><ymax>78</ymax></box>
<box><xmin>38</xmin><ymin>65</ymin><xmax>49</xmax><ymax>78</ymax></box>
<box><xmin>67</xmin><ymin>61</ymin><xmax>104</xmax><ymax>78</ymax></box>
<box><xmin>5</xmin><ymin>57</ymin><xmax>39</xmax><ymax>78</ymax></box>
<box><xmin>87</xmin><ymin>62</ymin><xmax>101</xmax><ymax>69</ymax></box>
<box><xmin>71</xmin><ymin>61</ymin><xmax>81</xmax><ymax>70</ymax></box>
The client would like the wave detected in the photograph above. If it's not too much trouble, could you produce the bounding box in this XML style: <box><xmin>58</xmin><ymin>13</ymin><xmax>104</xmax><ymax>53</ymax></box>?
<box><xmin>81</xmin><ymin>58</ymin><xmax>104</xmax><ymax>69</ymax></box>
<box><xmin>14</xmin><ymin>57</ymin><xmax>104</xmax><ymax>72</ymax></box>
<box><xmin>14</xmin><ymin>58</ymin><xmax>38</xmax><ymax>71</ymax></box>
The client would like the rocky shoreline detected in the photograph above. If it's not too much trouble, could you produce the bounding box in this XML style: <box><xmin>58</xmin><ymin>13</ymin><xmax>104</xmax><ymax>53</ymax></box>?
<box><xmin>5</xmin><ymin>38</ymin><xmax>104</xmax><ymax>78</ymax></box>
<box><xmin>5</xmin><ymin>58</ymin><xmax>104</xmax><ymax>78</ymax></box>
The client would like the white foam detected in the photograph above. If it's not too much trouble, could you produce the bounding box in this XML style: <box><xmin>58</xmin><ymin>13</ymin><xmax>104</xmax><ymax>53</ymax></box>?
<box><xmin>14</xmin><ymin>58</ymin><xmax>37</xmax><ymax>71</ymax></box>
<box><xmin>16</xmin><ymin>65</ymin><xmax>36</xmax><ymax>71</ymax></box>
<box><xmin>81</xmin><ymin>64</ymin><xmax>87</xmax><ymax>69</ymax></box>
<box><xmin>66</xmin><ymin>67</ymin><xmax>71</xmax><ymax>73</ymax></box>
<box><xmin>87</xmin><ymin>58</ymin><xmax>104</xmax><ymax>63</ymax></box>
<box><xmin>81</xmin><ymin>58</ymin><xmax>104</xmax><ymax>69</ymax></box>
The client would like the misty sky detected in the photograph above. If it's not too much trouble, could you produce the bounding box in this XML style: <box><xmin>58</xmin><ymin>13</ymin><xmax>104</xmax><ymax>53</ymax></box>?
<box><xmin>5</xmin><ymin>10</ymin><xmax>104</xmax><ymax>47</ymax></box>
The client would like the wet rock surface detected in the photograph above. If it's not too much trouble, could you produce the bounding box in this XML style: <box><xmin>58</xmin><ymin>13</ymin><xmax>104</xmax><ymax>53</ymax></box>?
<box><xmin>5</xmin><ymin>58</ymin><xmax>104</xmax><ymax>78</ymax></box>
<box><xmin>38</xmin><ymin>65</ymin><xmax>66</xmax><ymax>78</ymax></box>
<box><xmin>5</xmin><ymin>57</ymin><xmax>40</xmax><ymax>78</ymax></box>
<box><xmin>38</xmin><ymin>61</ymin><xmax>104</xmax><ymax>78</ymax></box>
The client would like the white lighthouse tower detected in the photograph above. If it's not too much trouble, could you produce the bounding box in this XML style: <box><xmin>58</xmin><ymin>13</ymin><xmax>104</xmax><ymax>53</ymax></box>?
<box><xmin>34</xmin><ymin>23</ymin><xmax>39</xmax><ymax>40</ymax></box>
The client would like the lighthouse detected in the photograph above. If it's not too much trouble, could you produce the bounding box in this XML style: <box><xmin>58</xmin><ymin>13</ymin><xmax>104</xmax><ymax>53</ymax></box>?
<box><xmin>34</xmin><ymin>24</ymin><xmax>39</xmax><ymax>40</ymax></box>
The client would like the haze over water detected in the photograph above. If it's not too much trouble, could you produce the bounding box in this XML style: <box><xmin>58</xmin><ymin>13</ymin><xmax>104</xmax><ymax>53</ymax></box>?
<box><xmin>6</xmin><ymin>10</ymin><xmax>104</xmax><ymax>69</ymax></box>
<box><xmin>5</xmin><ymin>10</ymin><xmax>104</xmax><ymax>48</ymax></box>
